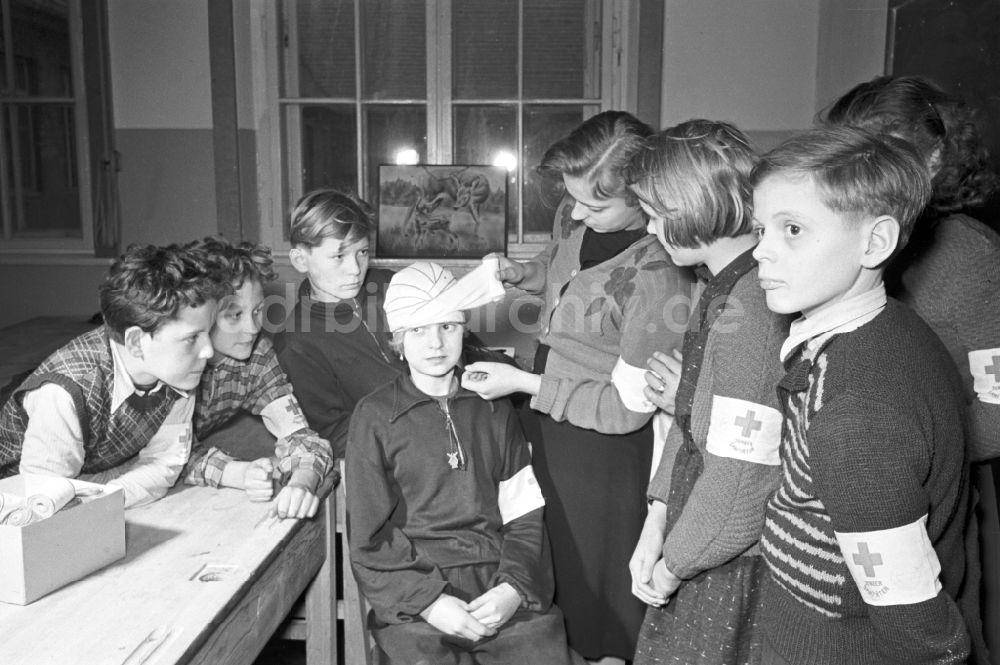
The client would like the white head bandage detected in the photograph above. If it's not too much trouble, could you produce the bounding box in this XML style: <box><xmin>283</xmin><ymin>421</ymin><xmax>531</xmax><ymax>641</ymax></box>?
<box><xmin>384</xmin><ymin>256</ymin><xmax>505</xmax><ymax>332</ymax></box>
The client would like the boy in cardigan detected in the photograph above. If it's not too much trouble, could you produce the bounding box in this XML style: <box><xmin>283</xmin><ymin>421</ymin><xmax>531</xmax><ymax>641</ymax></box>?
<box><xmin>751</xmin><ymin>127</ymin><xmax>970</xmax><ymax>664</ymax></box>
<box><xmin>347</xmin><ymin>261</ymin><xmax>579</xmax><ymax>665</ymax></box>
<box><xmin>182</xmin><ymin>237</ymin><xmax>334</xmax><ymax>519</ymax></box>
<box><xmin>0</xmin><ymin>244</ymin><xmax>226</xmax><ymax>508</ymax></box>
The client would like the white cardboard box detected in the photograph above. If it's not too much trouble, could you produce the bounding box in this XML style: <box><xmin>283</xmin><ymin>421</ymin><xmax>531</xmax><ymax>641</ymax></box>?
<box><xmin>0</xmin><ymin>476</ymin><xmax>125</xmax><ymax>605</ymax></box>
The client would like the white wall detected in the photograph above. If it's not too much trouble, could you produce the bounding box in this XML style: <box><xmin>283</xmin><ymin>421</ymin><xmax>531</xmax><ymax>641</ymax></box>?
<box><xmin>815</xmin><ymin>0</ymin><xmax>888</xmax><ymax>115</ymax></box>
<box><xmin>108</xmin><ymin>0</ymin><xmax>212</xmax><ymax>130</ymax></box>
<box><xmin>660</xmin><ymin>0</ymin><xmax>821</xmax><ymax>131</ymax></box>
<box><xmin>107</xmin><ymin>0</ymin><xmax>217</xmax><ymax>248</ymax></box>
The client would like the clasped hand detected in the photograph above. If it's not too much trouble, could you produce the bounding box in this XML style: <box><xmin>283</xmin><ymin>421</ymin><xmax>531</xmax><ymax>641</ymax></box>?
<box><xmin>420</xmin><ymin>583</ymin><xmax>521</xmax><ymax>641</ymax></box>
<box><xmin>629</xmin><ymin>503</ymin><xmax>683</xmax><ymax>606</ymax></box>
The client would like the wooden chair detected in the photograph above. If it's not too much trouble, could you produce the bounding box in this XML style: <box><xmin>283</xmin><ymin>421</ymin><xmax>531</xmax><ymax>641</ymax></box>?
<box><xmin>280</xmin><ymin>459</ymin><xmax>376</xmax><ymax>664</ymax></box>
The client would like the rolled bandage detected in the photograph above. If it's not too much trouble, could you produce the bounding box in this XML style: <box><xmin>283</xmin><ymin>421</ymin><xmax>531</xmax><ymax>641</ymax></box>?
<box><xmin>0</xmin><ymin>492</ymin><xmax>25</xmax><ymax>523</ymax></box>
<box><xmin>1</xmin><ymin>505</ymin><xmax>36</xmax><ymax>527</ymax></box>
<box><xmin>22</xmin><ymin>474</ymin><xmax>76</xmax><ymax>519</ymax></box>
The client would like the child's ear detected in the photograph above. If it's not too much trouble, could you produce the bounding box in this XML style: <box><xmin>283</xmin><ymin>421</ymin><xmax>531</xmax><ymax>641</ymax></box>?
<box><xmin>288</xmin><ymin>247</ymin><xmax>309</xmax><ymax>274</ymax></box>
<box><xmin>862</xmin><ymin>215</ymin><xmax>900</xmax><ymax>268</ymax></box>
<box><xmin>123</xmin><ymin>326</ymin><xmax>146</xmax><ymax>358</ymax></box>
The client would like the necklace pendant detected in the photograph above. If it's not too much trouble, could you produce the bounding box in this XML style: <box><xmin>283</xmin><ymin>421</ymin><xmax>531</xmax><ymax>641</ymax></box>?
<box><xmin>447</xmin><ymin>451</ymin><xmax>459</xmax><ymax>469</ymax></box>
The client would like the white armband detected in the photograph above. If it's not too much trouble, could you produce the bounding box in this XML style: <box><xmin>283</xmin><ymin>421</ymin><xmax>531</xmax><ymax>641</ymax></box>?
<box><xmin>969</xmin><ymin>348</ymin><xmax>1000</xmax><ymax>405</ymax></box>
<box><xmin>497</xmin><ymin>465</ymin><xmax>545</xmax><ymax>525</ymax></box>
<box><xmin>705</xmin><ymin>396</ymin><xmax>782</xmax><ymax>465</ymax></box>
<box><xmin>611</xmin><ymin>357</ymin><xmax>656</xmax><ymax>413</ymax></box>
<box><xmin>261</xmin><ymin>394</ymin><xmax>311</xmax><ymax>439</ymax></box>
<box><xmin>835</xmin><ymin>515</ymin><xmax>942</xmax><ymax>606</ymax></box>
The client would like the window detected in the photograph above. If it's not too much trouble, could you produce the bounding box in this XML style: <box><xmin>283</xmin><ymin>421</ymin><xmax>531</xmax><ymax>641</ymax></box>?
<box><xmin>261</xmin><ymin>0</ymin><xmax>636</xmax><ymax>258</ymax></box>
<box><xmin>0</xmin><ymin>0</ymin><xmax>96</xmax><ymax>251</ymax></box>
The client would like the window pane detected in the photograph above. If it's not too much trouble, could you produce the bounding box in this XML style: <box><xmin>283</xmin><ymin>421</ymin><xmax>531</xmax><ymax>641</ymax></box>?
<box><xmin>523</xmin><ymin>0</ymin><xmax>595</xmax><ymax>99</ymax></box>
<box><xmin>365</xmin><ymin>104</ymin><xmax>426</xmax><ymax>205</ymax></box>
<box><xmin>522</xmin><ymin>105</ymin><xmax>589</xmax><ymax>236</ymax></box>
<box><xmin>8</xmin><ymin>0</ymin><xmax>72</xmax><ymax>96</ymax></box>
<box><xmin>282</xmin><ymin>0</ymin><xmax>355</xmax><ymax>98</ymax></box>
<box><xmin>363</xmin><ymin>0</ymin><xmax>425</xmax><ymax>100</ymax></box>
<box><xmin>453</xmin><ymin>0</ymin><xmax>517</xmax><ymax>99</ymax></box>
<box><xmin>297</xmin><ymin>104</ymin><xmax>358</xmax><ymax>194</ymax></box>
<box><xmin>454</xmin><ymin>105</ymin><xmax>516</xmax><ymax>237</ymax></box>
<box><xmin>4</xmin><ymin>104</ymin><xmax>81</xmax><ymax>236</ymax></box>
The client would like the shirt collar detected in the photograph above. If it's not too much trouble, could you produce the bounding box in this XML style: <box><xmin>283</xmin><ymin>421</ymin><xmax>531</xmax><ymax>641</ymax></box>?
<box><xmin>108</xmin><ymin>340</ymin><xmax>188</xmax><ymax>411</ymax></box>
<box><xmin>780</xmin><ymin>283</ymin><xmax>887</xmax><ymax>363</ymax></box>
<box><xmin>388</xmin><ymin>370</ymin><xmax>490</xmax><ymax>422</ymax></box>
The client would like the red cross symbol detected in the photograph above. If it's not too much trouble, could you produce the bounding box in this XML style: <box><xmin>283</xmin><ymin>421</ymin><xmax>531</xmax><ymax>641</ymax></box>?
<box><xmin>285</xmin><ymin>399</ymin><xmax>304</xmax><ymax>421</ymax></box>
<box><xmin>986</xmin><ymin>355</ymin><xmax>1000</xmax><ymax>383</ymax></box>
<box><xmin>734</xmin><ymin>410</ymin><xmax>762</xmax><ymax>438</ymax></box>
<box><xmin>178</xmin><ymin>428</ymin><xmax>192</xmax><ymax>446</ymax></box>
<box><xmin>852</xmin><ymin>541</ymin><xmax>883</xmax><ymax>578</ymax></box>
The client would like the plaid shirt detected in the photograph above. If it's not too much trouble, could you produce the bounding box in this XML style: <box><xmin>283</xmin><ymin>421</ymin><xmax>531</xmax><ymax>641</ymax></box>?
<box><xmin>185</xmin><ymin>335</ymin><xmax>333</xmax><ymax>487</ymax></box>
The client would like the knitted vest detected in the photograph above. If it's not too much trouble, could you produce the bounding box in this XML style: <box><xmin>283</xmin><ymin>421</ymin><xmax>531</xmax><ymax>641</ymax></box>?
<box><xmin>0</xmin><ymin>327</ymin><xmax>179</xmax><ymax>477</ymax></box>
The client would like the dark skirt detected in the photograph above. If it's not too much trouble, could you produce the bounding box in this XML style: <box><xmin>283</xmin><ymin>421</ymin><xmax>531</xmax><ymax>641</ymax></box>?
<box><xmin>520</xmin><ymin>403</ymin><xmax>653</xmax><ymax>660</ymax></box>
<box><xmin>633</xmin><ymin>555</ymin><xmax>766</xmax><ymax>665</ymax></box>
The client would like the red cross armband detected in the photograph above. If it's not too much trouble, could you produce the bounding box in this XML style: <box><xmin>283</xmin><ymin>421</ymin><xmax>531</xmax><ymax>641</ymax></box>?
<box><xmin>969</xmin><ymin>348</ymin><xmax>1000</xmax><ymax>405</ymax></box>
<box><xmin>834</xmin><ymin>516</ymin><xmax>942</xmax><ymax>606</ymax></box>
<box><xmin>261</xmin><ymin>395</ymin><xmax>311</xmax><ymax>439</ymax></box>
<box><xmin>705</xmin><ymin>396</ymin><xmax>782</xmax><ymax>465</ymax></box>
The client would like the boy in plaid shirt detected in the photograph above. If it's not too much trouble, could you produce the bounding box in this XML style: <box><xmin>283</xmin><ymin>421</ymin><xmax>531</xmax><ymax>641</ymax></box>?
<box><xmin>183</xmin><ymin>237</ymin><xmax>334</xmax><ymax>519</ymax></box>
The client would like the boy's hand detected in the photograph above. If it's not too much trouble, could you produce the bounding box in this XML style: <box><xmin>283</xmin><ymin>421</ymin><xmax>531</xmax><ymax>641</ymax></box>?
<box><xmin>461</xmin><ymin>362</ymin><xmax>540</xmax><ymax>400</ymax></box>
<box><xmin>244</xmin><ymin>458</ymin><xmax>275</xmax><ymax>502</ymax></box>
<box><xmin>644</xmin><ymin>349</ymin><xmax>683</xmax><ymax>414</ymax></box>
<box><xmin>629</xmin><ymin>504</ymin><xmax>669</xmax><ymax>606</ymax></box>
<box><xmin>468</xmin><ymin>582</ymin><xmax>521</xmax><ymax>630</ymax></box>
<box><xmin>420</xmin><ymin>594</ymin><xmax>496</xmax><ymax>642</ymax></box>
<box><xmin>274</xmin><ymin>468</ymin><xmax>321</xmax><ymax>519</ymax></box>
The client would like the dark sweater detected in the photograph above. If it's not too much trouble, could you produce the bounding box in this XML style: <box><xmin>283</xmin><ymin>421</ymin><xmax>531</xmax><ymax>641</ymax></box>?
<box><xmin>760</xmin><ymin>299</ymin><xmax>970</xmax><ymax>665</ymax></box>
<box><xmin>273</xmin><ymin>269</ymin><xmax>406</xmax><ymax>457</ymax></box>
<box><xmin>346</xmin><ymin>374</ymin><xmax>550</xmax><ymax>624</ymax></box>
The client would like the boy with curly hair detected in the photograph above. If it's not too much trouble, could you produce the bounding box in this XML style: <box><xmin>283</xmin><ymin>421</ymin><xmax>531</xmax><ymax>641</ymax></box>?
<box><xmin>183</xmin><ymin>236</ymin><xmax>334</xmax><ymax>519</ymax></box>
<box><xmin>0</xmin><ymin>244</ymin><xmax>226</xmax><ymax>507</ymax></box>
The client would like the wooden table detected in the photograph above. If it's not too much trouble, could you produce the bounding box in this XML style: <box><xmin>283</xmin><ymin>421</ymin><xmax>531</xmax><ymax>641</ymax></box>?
<box><xmin>0</xmin><ymin>484</ymin><xmax>335</xmax><ymax>665</ymax></box>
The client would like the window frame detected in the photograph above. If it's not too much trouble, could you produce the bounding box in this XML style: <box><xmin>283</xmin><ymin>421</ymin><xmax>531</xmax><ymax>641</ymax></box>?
<box><xmin>252</xmin><ymin>0</ymin><xmax>639</xmax><ymax>263</ymax></box>
<box><xmin>0</xmin><ymin>0</ymin><xmax>96</xmax><ymax>256</ymax></box>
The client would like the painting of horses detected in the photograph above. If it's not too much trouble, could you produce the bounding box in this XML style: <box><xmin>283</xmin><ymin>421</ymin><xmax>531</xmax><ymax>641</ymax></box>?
<box><xmin>377</xmin><ymin>164</ymin><xmax>508</xmax><ymax>259</ymax></box>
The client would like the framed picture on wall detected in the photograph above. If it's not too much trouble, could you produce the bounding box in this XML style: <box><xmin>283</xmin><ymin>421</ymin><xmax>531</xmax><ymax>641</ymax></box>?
<box><xmin>376</xmin><ymin>164</ymin><xmax>508</xmax><ymax>259</ymax></box>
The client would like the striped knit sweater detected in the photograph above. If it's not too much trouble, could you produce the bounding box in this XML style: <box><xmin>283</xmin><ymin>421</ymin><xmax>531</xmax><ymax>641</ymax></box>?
<box><xmin>760</xmin><ymin>300</ymin><xmax>970</xmax><ymax>665</ymax></box>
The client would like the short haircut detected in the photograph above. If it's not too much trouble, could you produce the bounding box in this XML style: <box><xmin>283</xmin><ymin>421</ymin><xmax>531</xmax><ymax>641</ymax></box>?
<box><xmin>626</xmin><ymin>119</ymin><xmax>757</xmax><ymax>248</ymax></box>
<box><xmin>751</xmin><ymin>126</ymin><xmax>932</xmax><ymax>250</ymax></box>
<box><xmin>99</xmin><ymin>244</ymin><xmax>228</xmax><ymax>341</ymax></box>
<box><xmin>289</xmin><ymin>189</ymin><xmax>375</xmax><ymax>248</ymax></box>
<box><xmin>187</xmin><ymin>236</ymin><xmax>276</xmax><ymax>290</ymax></box>
<box><xmin>539</xmin><ymin>110</ymin><xmax>654</xmax><ymax>206</ymax></box>
<box><xmin>821</xmin><ymin>75</ymin><xmax>999</xmax><ymax>214</ymax></box>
